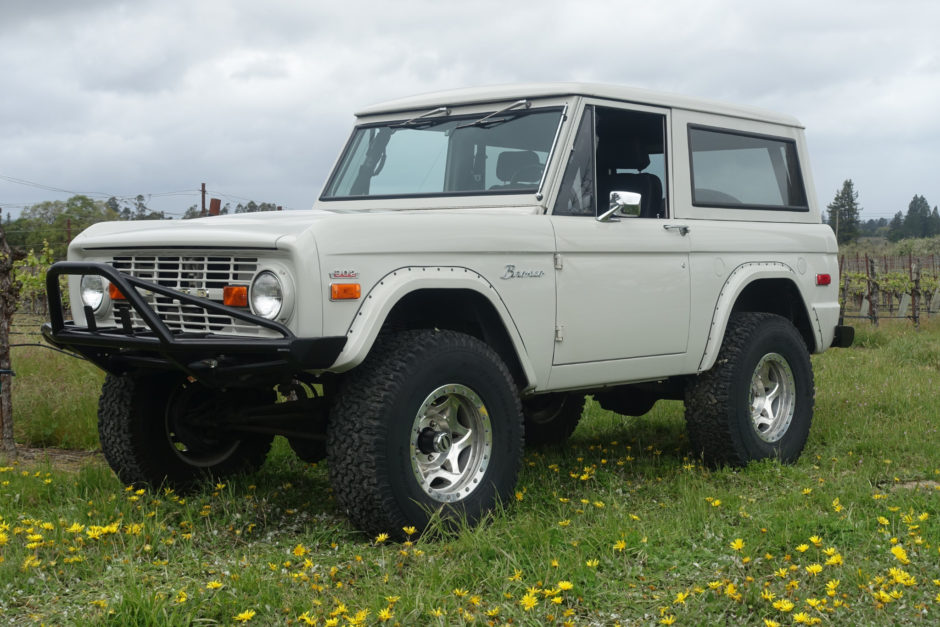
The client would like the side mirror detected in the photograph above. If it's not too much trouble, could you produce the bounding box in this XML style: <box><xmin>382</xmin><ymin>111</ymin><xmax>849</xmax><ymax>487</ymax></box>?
<box><xmin>597</xmin><ymin>191</ymin><xmax>642</xmax><ymax>222</ymax></box>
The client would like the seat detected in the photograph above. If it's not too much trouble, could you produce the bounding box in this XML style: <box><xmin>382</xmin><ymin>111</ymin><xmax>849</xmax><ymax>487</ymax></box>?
<box><xmin>490</xmin><ymin>150</ymin><xmax>542</xmax><ymax>190</ymax></box>
<box><xmin>600</xmin><ymin>172</ymin><xmax>663</xmax><ymax>218</ymax></box>
<box><xmin>596</xmin><ymin>137</ymin><xmax>663</xmax><ymax>218</ymax></box>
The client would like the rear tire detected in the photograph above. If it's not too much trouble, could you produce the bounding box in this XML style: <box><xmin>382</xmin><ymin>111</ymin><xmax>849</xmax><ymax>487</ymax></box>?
<box><xmin>327</xmin><ymin>330</ymin><xmax>523</xmax><ymax>536</ymax></box>
<box><xmin>98</xmin><ymin>374</ymin><xmax>273</xmax><ymax>490</ymax></box>
<box><xmin>684</xmin><ymin>313</ymin><xmax>814</xmax><ymax>466</ymax></box>
<box><xmin>522</xmin><ymin>393</ymin><xmax>585</xmax><ymax>445</ymax></box>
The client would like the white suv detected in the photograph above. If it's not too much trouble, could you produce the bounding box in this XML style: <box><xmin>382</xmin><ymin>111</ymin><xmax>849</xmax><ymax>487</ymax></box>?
<box><xmin>44</xmin><ymin>83</ymin><xmax>853</xmax><ymax>535</ymax></box>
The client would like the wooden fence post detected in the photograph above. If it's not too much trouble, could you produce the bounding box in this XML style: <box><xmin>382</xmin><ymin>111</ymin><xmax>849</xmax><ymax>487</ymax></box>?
<box><xmin>867</xmin><ymin>255</ymin><xmax>879</xmax><ymax>326</ymax></box>
<box><xmin>0</xmin><ymin>219</ymin><xmax>23</xmax><ymax>457</ymax></box>
<box><xmin>911</xmin><ymin>262</ymin><xmax>920</xmax><ymax>328</ymax></box>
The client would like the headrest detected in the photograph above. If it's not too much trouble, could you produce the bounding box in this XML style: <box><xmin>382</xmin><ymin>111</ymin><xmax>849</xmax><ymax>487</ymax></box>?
<box><xmin>597</xmin><ymin>138</ymin><xmax>650</xmax><ymax>172</ymax></box>
<box><xmin>496</xmin><ymin>150</ymin><xmax>539</xmax><ymax>182</ymax></box>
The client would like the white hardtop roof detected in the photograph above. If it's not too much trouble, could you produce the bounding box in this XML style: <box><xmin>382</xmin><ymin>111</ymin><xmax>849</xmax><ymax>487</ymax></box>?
<box><xmin>355</xmin><ymin>82</ymin><xmax>802</xmax><ymax>128</ymax></box>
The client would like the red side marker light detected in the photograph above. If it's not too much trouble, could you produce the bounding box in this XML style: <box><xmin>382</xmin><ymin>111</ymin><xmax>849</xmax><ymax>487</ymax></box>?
<box><xmin>816</xmin><ymin>274</ymin><xmax>831</xmax><ymax>286</ymax></box>
<box><xmin>223</xmin><ymin>285</ymin><xmax>249</xmax><ymax>307</ymax></box>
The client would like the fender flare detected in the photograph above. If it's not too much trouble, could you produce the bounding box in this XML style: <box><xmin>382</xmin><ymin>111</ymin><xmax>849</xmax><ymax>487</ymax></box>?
<box><xmin>328</xmin><ymin>265</ymin><xmax>537</xmax><ymax>388</ymax></box>
<box><xmin>697</xmin><ymin>261</ymin><xmax>823</xmax><ymax>372</ymax></box>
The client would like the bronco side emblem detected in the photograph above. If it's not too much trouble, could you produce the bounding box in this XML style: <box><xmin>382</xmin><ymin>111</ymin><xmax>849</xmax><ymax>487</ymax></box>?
<box><xmin>501</xmin><ymin>264</ymin><xmax>545</xmax><ymax>280</ymax></box>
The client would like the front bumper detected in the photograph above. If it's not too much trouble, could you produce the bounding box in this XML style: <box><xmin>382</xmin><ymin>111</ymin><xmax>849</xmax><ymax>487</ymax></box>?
<box><xmin>43</xmin><ymin>261</ymin><xmax>345</xmax><ymax>387</ymax></box>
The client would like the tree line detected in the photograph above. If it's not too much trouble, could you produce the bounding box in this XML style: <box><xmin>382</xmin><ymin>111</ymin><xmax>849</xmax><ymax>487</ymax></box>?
<box><xmin>826</xmin><ymin>179</ymin><xmax>940</xmax><ymax>244</ymax></box>
<box><xmin>1</xmin><ymin>195</ymin><xmax>279</xmax><ymax>260</ymax></box>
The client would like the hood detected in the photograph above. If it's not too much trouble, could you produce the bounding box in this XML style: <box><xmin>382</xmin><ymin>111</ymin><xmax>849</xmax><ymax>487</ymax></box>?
<box><xmin>69</xmin><ymin>210</ymin><xmax>338</xmax><ymax>251</ymax></box>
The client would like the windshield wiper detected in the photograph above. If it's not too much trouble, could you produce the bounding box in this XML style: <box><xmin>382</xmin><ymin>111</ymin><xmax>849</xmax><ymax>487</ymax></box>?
<box><xmin>392</xmin><ymin>106</ymin><xmax>451</xmax><ymax>128</ymax></box>
<box><xmin>455</xmin><ymin>99</ymin><xmax>531</xmax><ymax>129</ymax></box>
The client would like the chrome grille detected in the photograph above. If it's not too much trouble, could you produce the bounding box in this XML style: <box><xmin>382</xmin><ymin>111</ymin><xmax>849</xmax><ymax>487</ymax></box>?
<box><xmin>108</xmin><ymin>254</ymin><xmax>276</xmax><ymax>337</ymax></box>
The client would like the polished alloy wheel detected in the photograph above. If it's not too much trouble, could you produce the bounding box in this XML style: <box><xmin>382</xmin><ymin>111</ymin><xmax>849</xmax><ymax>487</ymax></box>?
<box><xmin>410</xmin><ymin>384</ymin><xmax>493</xmax><ymax>502</ymax></box>
<box><xmin>749</xmin><ymin>352</ymin><xmax>796</xmax><ymax>443</ymax></box>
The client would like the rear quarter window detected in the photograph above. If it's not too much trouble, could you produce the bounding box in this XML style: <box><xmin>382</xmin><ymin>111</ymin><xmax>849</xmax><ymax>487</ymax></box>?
<box><xmin>688</xmin><ymin>125</ymin><xmax>808</xmax><ymax>211</ymax></box>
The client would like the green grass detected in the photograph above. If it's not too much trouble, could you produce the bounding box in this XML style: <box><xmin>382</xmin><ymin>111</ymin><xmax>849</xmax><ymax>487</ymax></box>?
<box><xmin>1</xmin><ymin>319</ymin><xmax>939</xmax><ymax>625</ymax></box>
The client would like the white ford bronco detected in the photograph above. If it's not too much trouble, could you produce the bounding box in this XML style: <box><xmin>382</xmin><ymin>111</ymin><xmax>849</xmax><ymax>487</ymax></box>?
<box><xmin>44</xmin><ymin>83</ymin><xmax>853</xmax><ymax>535</ymax></box>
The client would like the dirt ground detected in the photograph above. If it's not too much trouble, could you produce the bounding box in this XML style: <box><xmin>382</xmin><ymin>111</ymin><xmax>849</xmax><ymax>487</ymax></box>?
<box><xmin>0</xmin><ymin>446</ymin><xmax>103</xmax><ymax>472</ymax></box>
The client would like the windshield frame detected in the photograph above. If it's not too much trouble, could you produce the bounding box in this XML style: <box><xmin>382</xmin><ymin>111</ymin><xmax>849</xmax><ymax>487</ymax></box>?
<box><xmin>320</xmin><ymin>103</ymin><xmax>567</xmax><ymax>203</ymax></box>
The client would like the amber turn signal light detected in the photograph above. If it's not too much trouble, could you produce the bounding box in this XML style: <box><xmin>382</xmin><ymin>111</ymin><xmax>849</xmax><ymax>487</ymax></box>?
<box><xmin>223</xmin><ymin>285</ymin><xmax>249</xmax><ymax>307</ymax></box>
<box><xmin>108</xmin><ymin>283</ymin><xmax>126</xmax><ymax>300</ymax></box>
<box><xmin>331</xmin><ymin>283</ymin><xmax>361</xmax><ymax>300</ymax></box>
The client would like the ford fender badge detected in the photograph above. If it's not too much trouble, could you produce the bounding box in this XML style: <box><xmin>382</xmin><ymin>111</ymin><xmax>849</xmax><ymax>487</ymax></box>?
<box><xmin>329</xmin><ymin>270</ymin><xmax>358</xmax><ymax>279</ymax></box>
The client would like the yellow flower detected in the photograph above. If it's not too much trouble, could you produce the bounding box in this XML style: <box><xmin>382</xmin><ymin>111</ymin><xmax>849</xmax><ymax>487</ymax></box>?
<box><xmin>558</xmin><ymin>520</ymin><xmax>571</xmax><ymax>527</ymax></box>
<box><xmin>585</xmin><ymin>558</ymin><xmax>599</xmax><ymax>568</ymax></box>
<box><xmin>377</xmin><ymin>607</ymin><xmax>393</xmax><ymax>622</ymax></box>
<box><xmin>520</xmin><ymin>593</ymin><xmax>538</xmax><ymax>611</ymax></box>
<box><xmin>298</xmin><ymin>612</ymin><xmax>315</xmax><ymax>625</ymax></box>
<box><xmin>763</xmin><ymin>620</ymin><xmax>780</xmax><ymax>627</ymax></box>
<box><xmin>761</xmin><ymin>589</ymin><xmax>775</xmax><ymax>601</ymax></box>
<box><xmin>206</xmin><ymin>580</ymin><xmax>223</xmax><ymax>590</ymax></box>
<box><xmin>877</xmin><ymin>516</ymin><xmax>890</xmax><ymax>526</ymax></box>
<box><xmin>673</xmin><ymin>591</ymin><xmax>689</xmax><ymax>604</ymax></box>
<box><xmin>808</xmin><ymin>535</ymin><xmax>822</xmax><ymax>547</ymax></box>
<box><xmin>293</xmin><ymin>544</ymin><xmax>308</xmax><ymax>557</ymax></box>
<box><xmin>825</xmin><ymin>553</ymin><xmax>843</xmax><ymax>566</ymax></box>
<box><xmin>557</xmin><ymin>580</ymin><xmax>574</xmax><ymax>591</ymax></box>
<box><xmin>795</xmin><ymin>544</ymin><xmax>809</xmax><ymax>553</ymax></box>
<box><xmin>891</xmin><ymin>545</ymin><xmax>910</xmax><ymax>564</ymax></box>
<box><xmin>660</xmin><ymin>615</ymin><xmax>676</xmax><ymax>625</ymax></box>
<box><xmin>613</xmin><ymin>540</ymin><xmax>627</xmax><ymax>552</ymax></box>
<box><xmin>233</xmin><ymin>609</ymin><xmax>256</xmax><ymax>623</ymax></box>
<box><xmin>730</xmin><ymin>538</ymin><xmax>745</xmax><ymax>551</ymax></box>
<box><xmin>508</xmin><ymin>569</ymin><xmax>522</xmax><ymax>581</ymax></box>
<box><xmin>453</xmin><ymin>588</ymin><xmax>468</xmax><ymax>597</ymax></box>
<box><xmin>374</xmin><ymin>533</ymin><xmax>389</xmax><ymax>544</ymax></box>
<box><xmin>793</xmin><ymin>612</ymin><xmax>812</xmax><ymax>624</ymax></box>
<box><xmin>805</xmin><ymin>563</ymin><xmax>823</xmax><ymax>576</ymax></box>
<box><xmin>772</xmin><ymin>599</ymin><xmax>794</xmax><ymax>612</ymax></box>
<box><xmin>176</xmin><ymin>590</ymin><xmax>187</xmax><ymax>604</ymax></box>
<box><xmin>402</xmin><ymin>526</ymin><xmax>417</xmax><ymax>536</ymax></box>
<box><xmin>90</xmin><ymin>599</ymin><xmax>108</xmax><ymax>609</ymax></box>
<box><xmin>825</xmin><ymin>579</ymin><xmax>840</xmax><ymax>596</ymax></box>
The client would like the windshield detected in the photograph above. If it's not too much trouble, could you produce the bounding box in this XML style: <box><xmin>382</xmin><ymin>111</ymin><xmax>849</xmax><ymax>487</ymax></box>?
<box><xmin>321</xmin><ymin>107</ymin><xmax>564</xmax><ymax>200</ymax></box>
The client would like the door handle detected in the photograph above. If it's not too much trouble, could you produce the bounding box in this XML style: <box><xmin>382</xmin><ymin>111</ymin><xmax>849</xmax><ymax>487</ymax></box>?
<box><xmin>663</xmin><ymin>224</ymin><xmax>690</xmax><ymax>236</ymax></box>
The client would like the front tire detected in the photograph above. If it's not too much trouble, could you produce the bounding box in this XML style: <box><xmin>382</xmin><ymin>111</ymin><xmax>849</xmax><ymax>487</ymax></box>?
<box><xmin>98</xmin><ymin>374</ymin><xmax>273</xmax><ymax>490</ymax></box>
<box><xmin>327</xmin><ymin>330</ymin><xmax>523</xmax><ymax>536</ymax></box>
<box><xmin>684</xmin><ymin>313</ymin><xmax>814</xmax><ymax>466</ymax></box>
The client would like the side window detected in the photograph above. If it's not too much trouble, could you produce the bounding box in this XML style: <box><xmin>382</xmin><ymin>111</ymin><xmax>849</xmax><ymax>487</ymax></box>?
<box><xmin>552</xmin><ymin>108</ymin><xmax>595</xmax><ymax>216</ymax></box>
<box><xmin>595</xmin><ymin>107</ymin><xmax>668</xmax><ymax>218</ymax></box>
<box><xmin>689</xmin><ymin>126</ymin><xmax>808</xmax><ymax>210</ymax></box>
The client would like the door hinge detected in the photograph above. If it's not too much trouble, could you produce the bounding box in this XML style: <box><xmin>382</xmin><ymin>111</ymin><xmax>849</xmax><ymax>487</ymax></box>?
<box><xmin>554</xmin><ymin>326</ymin><xmax>564</xmax><ymax>342</ymax></box>
<box><xmin>553</xmin><ymin>253</ymin><xmax>563</xmax><ymax>270</ymax></box>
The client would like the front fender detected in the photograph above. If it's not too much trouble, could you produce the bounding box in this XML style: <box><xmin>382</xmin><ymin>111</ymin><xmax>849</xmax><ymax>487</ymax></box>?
<box><xmin>327</xmin><ymin>266</ymin><xmax>537</xmax><ymax>388</ymax></box>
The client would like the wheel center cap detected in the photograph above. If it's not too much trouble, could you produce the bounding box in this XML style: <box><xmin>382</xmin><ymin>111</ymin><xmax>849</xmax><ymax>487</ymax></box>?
<box><xmin>418</xmin><ymin>427</ymin><xmax>452</xmax><ymax>455</ymax></box>
<box><xmin>432</xmin><ymin>432</ymin><xmax>452</xmax><ymax>453</ymax></box>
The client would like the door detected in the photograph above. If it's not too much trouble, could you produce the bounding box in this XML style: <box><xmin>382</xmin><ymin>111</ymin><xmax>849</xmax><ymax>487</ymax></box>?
<box><xmin>550</xmin><ymin>103</ymin><xmax>691</xmax><ymax>366</ymax></box>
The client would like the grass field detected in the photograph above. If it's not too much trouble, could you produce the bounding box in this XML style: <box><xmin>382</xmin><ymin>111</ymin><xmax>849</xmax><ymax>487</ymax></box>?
<box><xmin>1</xmin><ymin>319</ymin><xmax>939</xmax><ymax>625</ymax></box>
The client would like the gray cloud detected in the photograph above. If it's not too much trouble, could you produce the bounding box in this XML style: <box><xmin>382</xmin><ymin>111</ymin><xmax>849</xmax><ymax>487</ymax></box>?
<box><xmin>1</xmin><ymin>0</ymin><xmax>938</xmax><ymax>220</ymax></box>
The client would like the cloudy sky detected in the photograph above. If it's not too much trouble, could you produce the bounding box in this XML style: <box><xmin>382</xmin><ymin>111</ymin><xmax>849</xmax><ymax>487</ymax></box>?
<box><xmin>1</xmin><ymin>0</ymin><xmax>938</xmax><ymax>221</ymax></box>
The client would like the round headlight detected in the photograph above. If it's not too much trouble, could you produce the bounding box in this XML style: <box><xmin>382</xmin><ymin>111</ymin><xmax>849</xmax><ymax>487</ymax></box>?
<box><xmin>250</xmin><ymin>271</ymin><xmax>283</xmax><ymax>319</ymax></box>
<box><xmin>80</xmin><ymin>275</ymin><xmax>107</xmax><ymax>311</ymax></box>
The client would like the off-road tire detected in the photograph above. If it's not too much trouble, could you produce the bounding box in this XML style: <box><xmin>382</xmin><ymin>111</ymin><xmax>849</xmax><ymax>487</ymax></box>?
<box><xmin>522</xmin><ymin>393</ymin><xmax>586</xmax><ymax>445</ymax></box>
<box><xmin>684</xmin><ymin>312</ymin><xmax>814</xmax><ymax>466</ymax></box>
<box><xmin>98</xmin><ymin>373</ymin><xmax>273</xmax><ymax>490</ymax></box>
<box><xmin>327</xmin><ymin>329</ymin><xmax>523</xmax><ymax>537</ymax></box>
